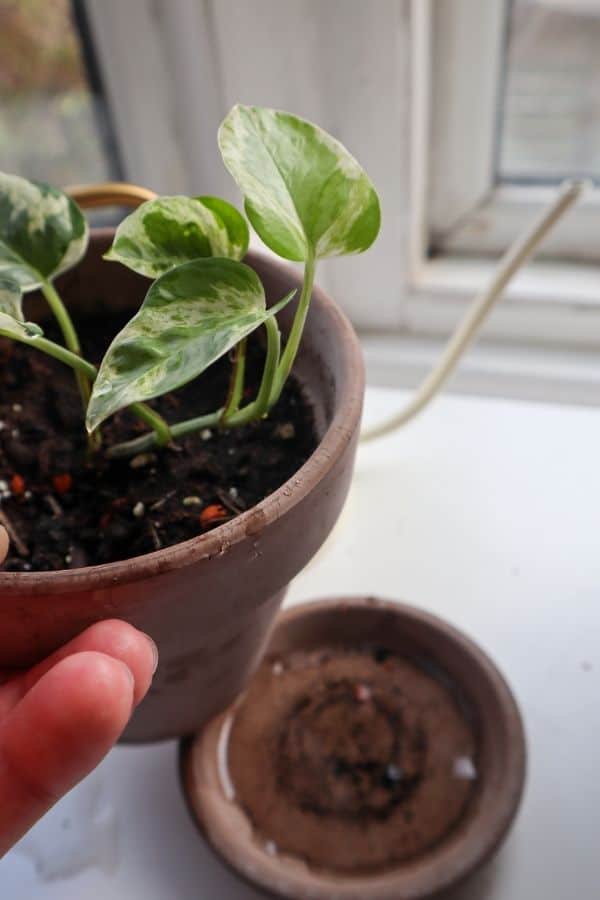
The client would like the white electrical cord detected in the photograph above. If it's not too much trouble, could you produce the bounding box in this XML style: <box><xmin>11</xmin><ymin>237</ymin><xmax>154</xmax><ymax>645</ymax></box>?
<box><xmin>361</xmin><ymin>180</ymin><xmax>588</xmax><ymax>443</ymax></box>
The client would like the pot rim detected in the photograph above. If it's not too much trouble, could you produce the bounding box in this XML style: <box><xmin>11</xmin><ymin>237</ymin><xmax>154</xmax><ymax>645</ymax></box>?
<box><xmin>0</xmin><ymin>243</ymin><xmax>364</xmax><ymax>595</ymax></box>
<box><xmin>180</xmin><ymin>596</ymin><xmax>527</xmax><ymax>900</ymax></box>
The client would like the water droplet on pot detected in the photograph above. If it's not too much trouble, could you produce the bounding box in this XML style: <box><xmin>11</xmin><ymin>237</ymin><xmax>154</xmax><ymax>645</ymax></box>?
<box><xmin>453</xmin><ymin>756</ymin><xmax>477</xmax><ymax>780</ymax></box>
<box><xmin>250</xmin><ymin>542</ymin><xmax>262</xmax><ymax>561</ymax></box>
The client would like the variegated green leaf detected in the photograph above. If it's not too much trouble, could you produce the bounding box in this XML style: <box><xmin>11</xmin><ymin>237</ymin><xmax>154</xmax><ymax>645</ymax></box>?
<box><xmin>103</xmin><ymin>195</ymin><xmax>249</xmax><ymax>278</ymax></box>
<box><xmin>0</xmin><ymin>310</ymin><xmax>43</xmax><ymax>341</ymax></box>
<box><xmin>218</xmin><ymin>104</ymin><xmax>380</xmax><ymax>262</ymax></box>
<box><xmin>86</xmin><ymin>258</ymin><xmax>293</xmax><ymax>432</ymax></box>
<box><xmin>0</xmin><ymin>172</ymin><xmax>88</xmax><ymax>290</ymax></box>
<box><xmin>0</xmin><ymin>275</ymin><xmax>24</xmax><ymax>320</ymax></box>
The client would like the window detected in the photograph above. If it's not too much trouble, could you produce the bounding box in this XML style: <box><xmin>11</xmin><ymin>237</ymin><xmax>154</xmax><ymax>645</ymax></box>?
<box><xmin>410</xmin><ymin>0</ymin><xmax>600</xmax><ymax>348</ymax></box>
<box><xmin>500</xmin><ymin>0</ymin><xmax>600</xmax><ymax>183</ymax></box>
<box><xmin>0</xmin><ymin>0</ymin><xmax>120</xmax><ymax>186</ymax></box>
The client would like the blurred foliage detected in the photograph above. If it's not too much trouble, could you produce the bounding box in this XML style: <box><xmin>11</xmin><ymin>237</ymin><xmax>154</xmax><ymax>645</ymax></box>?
<box><xmin>0</xmin><ymin>0</ymin><xmax>116</xmax><ymax>185</ymax></box>
<box><xmin>0</xmin><ymin>0</ymin><xmax>83</xmax><ymax>95</ymax></box>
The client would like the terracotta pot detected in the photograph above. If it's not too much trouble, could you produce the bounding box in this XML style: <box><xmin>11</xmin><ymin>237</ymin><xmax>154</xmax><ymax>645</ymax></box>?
<box><xmin>0</xmin><ymin>233</ymin><xmax>364</xmax><ymax>741</ymax></box>
<box><xmin>181</xmin><ymin>597</ymin><xmax>526</xmax><ymax>899</ymax></box>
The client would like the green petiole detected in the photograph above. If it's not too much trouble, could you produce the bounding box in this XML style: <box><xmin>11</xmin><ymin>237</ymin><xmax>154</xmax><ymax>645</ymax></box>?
<box><xmin>17</xmin><ymin>332</ymin><xmax>171</xmax><ymax>447</ymax></box>
<box><xmin>39</xmin><ymin>277</ymin><xmax>92</xmax><ymax>411</ymax></box>
<box><xmin>222</xmin><ymin>337</ymin><xmax>247</xmax><ymax>423</ymax></box>
<box><xmin>270</xmin><ymin>252</ymin><xmax>315</xmax><ymax>404</ymax></box>
<box><xmin>129</xmin><ymin>402</ymin><xmax>172</xmax><ymax>446</ymax></box>
<box><xmin>108</xmin><ymin>312</ymin><xmax>282</xmax><ymax>458</ymax></box>
<box><xmin>107</xmin><ymin>409</ymin><xmax>223</xmax><ymax>459</ymax></box>
<box><xmin>227</xmin><ymin>315</ymin><xmax>280</xmax><ymax>426</ymax></box>
<box><xmin>22</xmin><ymin>333</ymin><xmax>97</xmax><ymax>381</ymax></box>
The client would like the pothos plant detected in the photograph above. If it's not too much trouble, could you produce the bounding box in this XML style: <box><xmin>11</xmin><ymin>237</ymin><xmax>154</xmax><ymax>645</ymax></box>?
<box><xmin>0</xmin><ymin>105</ymin><xmax>380</xmax><ymax>462</ymax></box>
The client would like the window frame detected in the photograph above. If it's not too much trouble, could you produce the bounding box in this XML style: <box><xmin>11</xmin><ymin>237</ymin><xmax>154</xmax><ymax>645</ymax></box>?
<box><xmin>408</xmin><ymin>0</ymin><xmax>600</xmax><ymax>349</ymax></box>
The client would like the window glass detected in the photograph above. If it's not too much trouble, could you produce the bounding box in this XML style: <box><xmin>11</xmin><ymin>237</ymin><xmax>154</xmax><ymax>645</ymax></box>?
<box><xmin>499</xmin><ymin>0</ymin><xmax>600</xmax><ymax>182</ymax></box>
<box><xmin>0</xmin><ymin>0</ymin><xmax>119</xmax><ymax>186</ymax></box>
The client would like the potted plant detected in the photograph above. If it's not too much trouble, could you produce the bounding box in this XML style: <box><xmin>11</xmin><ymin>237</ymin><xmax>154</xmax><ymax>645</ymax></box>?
<box><xmin>0</xmin><ymin>105</ymin><xmax>379</xmax><ymax>740</ymax></box>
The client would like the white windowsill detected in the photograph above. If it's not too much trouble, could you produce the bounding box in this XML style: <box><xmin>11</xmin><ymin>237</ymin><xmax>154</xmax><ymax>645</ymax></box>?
<box><xmin>401</xmin><ymin>255</ymin><xmax>600</xmax><ymax>350</ymax></box>
<box><xmin>361</xmin><ymin>332</ymin><xmax>600</xmax><ymax>410</ymax></box>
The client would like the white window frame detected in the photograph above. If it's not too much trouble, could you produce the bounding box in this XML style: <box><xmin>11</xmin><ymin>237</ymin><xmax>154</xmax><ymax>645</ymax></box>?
<box><xmin>408</xmin><ymin>0</ymin><xmax>600</xmax><ymax>349</ymax></box>
<box><xmin>83</xmin><ymin>0</ymin><xmax>600</xmax><ymax>357</ymax></box>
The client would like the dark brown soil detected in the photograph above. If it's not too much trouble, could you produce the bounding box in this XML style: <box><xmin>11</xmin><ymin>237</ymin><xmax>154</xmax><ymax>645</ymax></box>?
<box><xmin>0</xmin><ymin>314</ymin><xmax>317</xmax><ymax>571</ymax></box>
<box><xmin>227</xmin><ymin>646</ymin><xmax>478</xmax><ymax>874</ymax></box>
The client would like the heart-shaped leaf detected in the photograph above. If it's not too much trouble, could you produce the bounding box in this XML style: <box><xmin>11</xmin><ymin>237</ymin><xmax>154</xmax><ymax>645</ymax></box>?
<box><xmin>0</xmin><ymin>172</ymin><xmax>88</xmax><ymax>290</ymax></box>
<box><xmin>103</xmin><ymin>195</ymin><xmax>250</xmax><ymax>278</ymax></box>
<box><xmin>86</xmin><ymin>258</ymin><xmax>293</xmax><ymax>432</ymax></box>
<box><xmin>218</xmin><ymin>104</ymin><xmax>380</xmax><ymax>262</ymax></box>
<box><xmin>0</xmin><ymin>275</ymin><xmax>24</xmax><ymax>320</ymax></box>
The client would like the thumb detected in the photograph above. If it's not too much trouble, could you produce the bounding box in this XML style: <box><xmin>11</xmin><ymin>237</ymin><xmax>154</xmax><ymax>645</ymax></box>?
<box><xmin>0</xmin><ymin>526</ymin><xmax>8</xmax><ymax>566</ymax></box>
<box><xmin>0</xmin><ymin>651</ymin><xmax>135</xmax><ymax>857</ymax></box>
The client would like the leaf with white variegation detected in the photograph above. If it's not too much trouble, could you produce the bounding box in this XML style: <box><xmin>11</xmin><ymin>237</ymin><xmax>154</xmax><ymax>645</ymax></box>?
<box><xmin>0</xmin><ymin>275</ymin><xmax>24</xmax><ymax>320</ymax></box>
<box><xmin>86</xmin><ymin>258</ymin><xmax>294</xmax><ymax>432</ymax></box>
<box><xmin>103</xmin><ymin>195</ymin><xmax>249</xmax><ymax>278</ymax></box>
<box><xmin>0</xmin><ymin>172</ymin><xmax>88</xmax><ymax>290</ymax></box>
<box><xmin>218</xmin><ymin>104</ymin><xmax>380</xmax><ymax>262</ymax></box>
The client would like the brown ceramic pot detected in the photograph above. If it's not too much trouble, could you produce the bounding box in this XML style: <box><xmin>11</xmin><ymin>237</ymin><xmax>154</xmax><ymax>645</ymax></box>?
<box><xmin>181</xmin><ymin>597</ymin><xmax>526</xmax><ymax>899</ymax></box>
<box><xmin>0</xmin><ymin>233</ymin><xmax>364</xmax><ymax>741</ymax></box>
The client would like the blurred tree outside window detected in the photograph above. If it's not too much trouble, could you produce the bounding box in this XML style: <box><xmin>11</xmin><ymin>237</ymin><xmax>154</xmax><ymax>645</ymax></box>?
<box><xmin>0</xmin><ymin>0</ymin><xmax>119</xmax><ymax>186</ymax></box>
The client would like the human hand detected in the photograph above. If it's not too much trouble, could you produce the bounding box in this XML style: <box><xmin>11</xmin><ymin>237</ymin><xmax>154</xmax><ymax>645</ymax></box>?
<box><xmin>0</xmin><ymin>526</ymin><xmax>158</xmax><ymax>857</ymax></box>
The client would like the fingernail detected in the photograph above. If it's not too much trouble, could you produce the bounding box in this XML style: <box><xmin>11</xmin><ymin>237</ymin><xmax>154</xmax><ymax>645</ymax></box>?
<box><xmin>144</xmin><ymin>633</ymin><xmax>159</xmax><ymax>675</ymax></box>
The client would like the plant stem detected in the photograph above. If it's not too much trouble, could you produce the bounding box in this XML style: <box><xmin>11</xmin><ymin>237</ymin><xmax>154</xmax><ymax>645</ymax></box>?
<box><xmin>271</xmin><ymin>250</ymin><xmax>316</xmax><ymax>403</ymax></box>
<box><xmin>360</xmin><ymin>179</ymin><xmax>587</xmax><ymax>442</ymax></box>
<box><xmin>107</xmin><ymin>314</ymin><xmax>283</xmax><ymax>458</ymax></box>
<box><xmin>39</xmin><ymin>279</ymin><xmax>81</xmax><ymax>355</ymax></box>
<box><xmin>228</xmin><ymin>316</ymin><xmax>280</xmax><ymax>426</ymax></box>
<box><xmin>222</xmin><ymin>337</ymin><xmax>247</xmax><ymax>423</ymax></box>
<box><xmin>40</xmin><ymin>278</ymin><xmax>91</xmax><ymax>410</ymax></box>
<box><xmin>24</xmin><ymin>335</ymin><xmax>98</xmax><ymax>380</ymax></box>
<box><xmin>18</xmin><ymin>335</ymin><xmax>171</xmax><ymax>446</ymax></box>
<box><xmin>130</xmin><ymin>403</ymin><xmax>172</xmax><ymax>446</ymax></box>
<box><xmin>107</xmin><ymin>409</ymin><xmax>223</xmax><ymax>458</ymax></box>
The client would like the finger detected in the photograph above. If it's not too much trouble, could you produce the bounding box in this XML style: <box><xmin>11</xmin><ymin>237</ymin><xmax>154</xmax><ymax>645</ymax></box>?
<box><xmin>0</xmin><ymin>651</ymin><xmax>134</xmax><ymax>857</ymax></box>
<box><xmin>0</xmin><ymin>526</ymin><xmax>8</xmax><ymax>565</ymax></box>
<box><xmin>0</xmin><ymin>620</ymin><xmax>158</xmax><ymax>716</ymax></box>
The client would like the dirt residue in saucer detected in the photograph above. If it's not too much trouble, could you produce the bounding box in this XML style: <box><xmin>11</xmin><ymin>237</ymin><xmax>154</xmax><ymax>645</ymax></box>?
<box><xmin>227</xmin><ymin>646</ymin><xmax>478</xmax><ymax>874</ymax></box>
